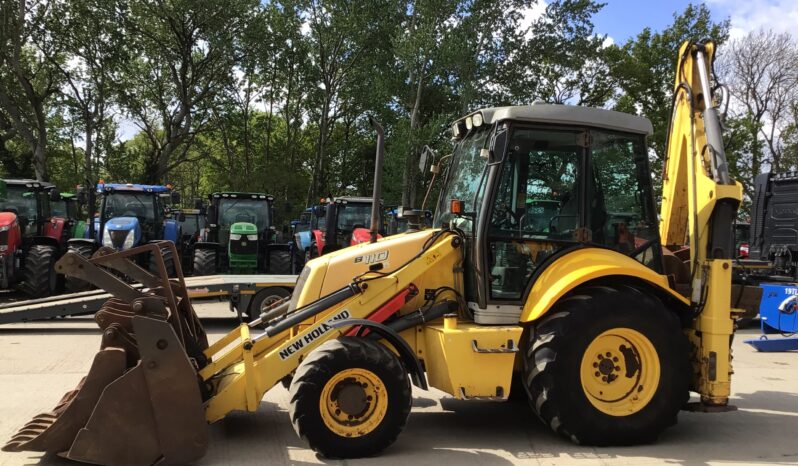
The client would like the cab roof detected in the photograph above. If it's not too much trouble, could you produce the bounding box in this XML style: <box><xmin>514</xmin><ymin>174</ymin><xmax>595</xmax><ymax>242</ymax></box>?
<box><xmin>97</xmin><ymin>183</ymin><xmax>171</xmax><ymax>193</ymax></box>
<box><xmin>454</xmin><ymin>104</ymin><xmax>653</xmax><ymax>138</ymax></box>
<box><xmin>4</xmin><ymin>179</ymin><xmax>55</xmax><ymax>189</ymax></box>
<box><xmin>211</xmin><ymin>192</ymin><xmax>273</xmax><ymax>200</ymax></box>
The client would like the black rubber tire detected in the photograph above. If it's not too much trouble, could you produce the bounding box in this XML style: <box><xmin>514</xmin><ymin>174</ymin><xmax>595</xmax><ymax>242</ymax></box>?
<box><xmin>247</xmin><ymin>286</ymin><xmax>291</xmax><ymax>322</ymax></box>
<box><xmin>289</xmin><ymin>337</ymin><xmax>411</xmax><ymax>459</ymax></box>
<box><xmin>193</xmin><ymin>248</ymin><xmax>217</xmax><ymax>276</ymax></box>
<box><xmin>269</xmin><ymin>249</ymin><xmax>292</xmax><ymax>275</ymax></box>
<box><xmin>292</xmin><ymin>242</ymin><xmax>305</xmax><ymax>274</ymax></box>
<box><xmin>65</xmin><ymin>243</ymin><xmax>95</xmax><ymax>292</ymax></box>
<box><xmin>523</xmin><ymin>285</ymin><xmax>690</xmax><ymax>446</ymax></box>
<box><xmin>20</xmin><ymin>245</ymin><xmax>57</xmax><ymax>297</ymax></box>
<box><xmin>148</xmin><ymin>245</ymin><xmax>176</xmax><ymax>278</ymax></box>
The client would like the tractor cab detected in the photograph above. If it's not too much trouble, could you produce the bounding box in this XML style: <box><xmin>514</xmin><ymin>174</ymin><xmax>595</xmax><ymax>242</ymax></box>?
<box><xmin>51</xmin><ymin>193</ymin><xmax>87</xmax><ymax>239</ymax></box>
<box><xmin>435</xmin><ymin>105</ymin><xmax>661</xmax><ymax>323</ymax></box>
<box><xmin>385</xmin><ymin>206</ymin><xmax>432</xmax><ymax>235</ymax></box>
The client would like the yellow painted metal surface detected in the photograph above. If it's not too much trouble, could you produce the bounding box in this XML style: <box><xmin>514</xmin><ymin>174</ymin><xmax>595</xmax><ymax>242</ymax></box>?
<box><xmin>520</xmin><ymin>248</ymin><xmax>689</xmax><ymax>323</ymax></box>
<box><xmin>319</xmin><ymin>368</ymin><xmax>387</xmax><ymax>437</ymax></box>
<box><xmin>422</xmin><ymin>320</ymin><xmax>522</xmax><ymax>399</ymax></box>
<box><xmin>579</xmin><ymin>328</ymin><xmax>660</xmax><ymax>416</ymax></box>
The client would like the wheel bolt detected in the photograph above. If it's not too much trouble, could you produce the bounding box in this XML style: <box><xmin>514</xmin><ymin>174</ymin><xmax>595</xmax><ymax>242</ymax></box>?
<box><xmin>592</xmin><ymin>362</ymin><xmax>598</xmax><ymax>368</ymax></box>
<box><xmin>367</xmin><ymin>396</ymin><xmax>373</xmax><ymax>401</ymax></box>
<box><xmin>335</xmin><ymin>409</ymin><xmax>340</xmax><ymax>415</ymax></box>
<box><xmin>615</xmin><ymin>366</ymin><xmax>621</xmax><ymax>371</ymax></box>
<box><xmin>595</xmin><ymin>371</ymin><xmax>600</xmax><ymax>377</ymax></box>
<box><xmin>597</xmin><ymin>354</ymin><xmax>603</xmax><ymax>359</ymax></box>
<box><xmin>605</xmin><ymin>352</ymin><xmax>611</xmax><ymax>357</ymax></box>
<box><xmin>602</xmin><ymin>376</ymin><xmax>607</xmax><ymax>382</ymax></box>
<box><xmin>613</xmin><ymin>356</ymin><xmax>619</xmax><ymax>362</ymax></box>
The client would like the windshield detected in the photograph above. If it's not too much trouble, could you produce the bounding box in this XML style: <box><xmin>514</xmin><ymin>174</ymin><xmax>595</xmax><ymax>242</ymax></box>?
<box><xmin>0</xmin><ymin>186</ymin><xmax>38</xmax><ymax>221</ymax></box>
<box><xmin>337</xmin><ymin>202</ymin><xmax>373</xmax><ymax>231</ymax></box>
<box><xmin>433</xmin><ymin>127</ymin><xmax>491</xmax><ymax>232</ymax></box>
<box><xmin>51</xmin><ymin>200</ymin><xmax>67</xmax><ymax>218</ymax></box>
<box><xmin>219</xmin><ymin>199</ymin><xmax>270</xmax><ymax>229</ymax></box>
<box><xmin>182</xmin><ymin>214</ymin><xmax>204</xmax><ymax>235</ymax></box>
<box><xmin>103</xmin><ymin>192</ymin><xmax>156</xmax><ymax>222</ymax></box>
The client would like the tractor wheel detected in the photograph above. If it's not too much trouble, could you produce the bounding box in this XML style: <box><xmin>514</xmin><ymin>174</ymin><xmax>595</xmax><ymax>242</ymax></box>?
<box><xmin>247</xmin><ymin>286</ymin><xmax>291</xmax><ymax>322</ymax></box>
<box><xmin>65</xmin><ymin>243</ymin><xmax>95</xmax><ymax>292</ymax></box>
<box><xmin>149</xmin><ymin>246</ymin><xmax>176</xmax><ymax>278</ymax></box>
<box><xmin>269</xmin><ymin>249</ymin><xmax>292</xmax><ymax>275</ymax></box>
<box><xmin>292</xmin><ymin>242</ymin><xmax>305</xmax><ymax>274</ymax></box>
<box><xmin>193</xmin><ymin>248</ymin><xmax>217</xmax><ymax>276</ymax></box>
<box><xmin>289</xmin><ymin>337</ymin><xmax>411</xmax><ymax>459</ymax></box>
<box><xmin>20</xmin><ymin>245</ymin><xmax>57</xmax><ymax>297</ymax></box>
<box><xmin>523</xmin><ymin>285</ymin><xmax>689</xmax><ymax>446</ymax></box>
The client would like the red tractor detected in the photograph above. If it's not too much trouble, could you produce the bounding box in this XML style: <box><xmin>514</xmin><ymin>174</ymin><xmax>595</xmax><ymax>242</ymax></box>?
<box><xmin>0</xmin><ymin>179</ymin><xmax>67</xmax><ymax>296</ymax></box>
<box><xmin>307</xmin><ymin>196</ymin><xmax>383</xmax><ymax>259</ymax></box>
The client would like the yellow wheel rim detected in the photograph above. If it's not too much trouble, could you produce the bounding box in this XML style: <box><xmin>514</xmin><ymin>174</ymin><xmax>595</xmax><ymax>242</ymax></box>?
<box><xmin>319</xmin><ymin>368</ymin><xmax>388</xmax><ymax>437</ymax></box>
<box><xmin>579</xmin><ymin>328</ymin><xmax>660</xmax><ymax>416</ymax></box>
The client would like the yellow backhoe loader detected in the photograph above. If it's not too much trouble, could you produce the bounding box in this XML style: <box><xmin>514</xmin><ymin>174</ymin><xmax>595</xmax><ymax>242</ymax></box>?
<box><xmin>4</xmin><ymin>40</ymin><xmax>743</xmax><ymax>465</ymax></box>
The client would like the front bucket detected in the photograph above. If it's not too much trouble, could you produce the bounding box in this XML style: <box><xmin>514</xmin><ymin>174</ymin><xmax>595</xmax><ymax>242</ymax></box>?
<box><xmin>3</xmin><ymin>316</ymin><xmax>209</xmax><ymax>465</ymax></box>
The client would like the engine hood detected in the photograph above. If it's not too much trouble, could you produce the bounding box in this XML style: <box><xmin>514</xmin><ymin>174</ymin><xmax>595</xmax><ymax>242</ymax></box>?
<box><xmin>105</xmin><ymin>216</ymin><xmax>139</xmax><ymax>231</ymax></box>
<box><xmin>230</xmin><ymin>222</ymin><xmax>258</xmax><ymax>236</ymax></box>
<box><xmin>291</xmin><ymin>229</ymin><xmax>438</xmax><ymax>309</ymax></box>
<box><xmin>0</xmin><ymin>212</ymin><xmax>17</xmax><ymax>228</ymax></box>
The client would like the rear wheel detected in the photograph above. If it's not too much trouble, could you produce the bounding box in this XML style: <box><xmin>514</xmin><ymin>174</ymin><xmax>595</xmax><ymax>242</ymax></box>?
<box><xmin>193</xmin><ymin>248</ymin><xmax>217</xmax><ymax>276</ymax></box>
<box><xmin>20</xmin><ymin>245</ymin><xmax>57</xmax><ymax>297</ymax></box>
<box><xmin>268</xmin><ymin>249</ymin><xmax>291</xmax><ymax>274</ymax></box>
<box><xmin>65</xmin><ymin>243</ymin><xmax>95</xmax><ymax>292</ymax></box>
<box><xmin>289</xmin><ymin>338</ymin><xmax>411</xmax><ymax>458</ymax></box>
<box><xmin>523</xmin><ymin>285</ymin><xmax>689</xmax><ymax>446</ymax></box>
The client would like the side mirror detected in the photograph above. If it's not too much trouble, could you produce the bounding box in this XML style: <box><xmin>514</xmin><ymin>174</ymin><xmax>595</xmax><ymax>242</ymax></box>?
<box><xmin>49</xmin><ymin>188</ymin><xmax>61</xmax><ymax>202</ymax></box>
<box><xmin>313</xmin><ymin>205</ymin><xmax>326</xmax><ymax>217</ymax></box>
<box><xmin>206</xmin><ymin>204</ymin><xmax>217</xmax><ymax>223</ymax></box>
<box><xmin>419</xmin><ymin>146</ymin><xmax>435</xmax><ymax>173</ymax></box>
<box><xmin>171</xmin><ymin>191</ymin><xmax>181</xmax><ymax>204</ymax></box>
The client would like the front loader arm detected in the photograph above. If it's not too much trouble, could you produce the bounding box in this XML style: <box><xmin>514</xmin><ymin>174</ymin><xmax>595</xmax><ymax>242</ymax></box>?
<box><xmin>202</xmin><ymin>230</ymin><xmax>464</xmax><ymax>422</ymax></box>
<box><xmin>659</xmin><ymin>41</ymin><xmax>742</xmax><ymax>406</ymax></box>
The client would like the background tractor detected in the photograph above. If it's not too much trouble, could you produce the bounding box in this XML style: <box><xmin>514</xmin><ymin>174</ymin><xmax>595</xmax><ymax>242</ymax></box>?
<box><xmin>0</xmin><ymin>179</ymin><xmax>66</xmax><ymax>296</ymax></box>
<box><xmin>192</xmin><ymin>192</ymin><xmax>292</xmax><ymax>277</ymax></box>
<box><xmin>307</xmin><ymin>196</ymin><xmax>382</xmax><ymax>259</ymax></box>
<box><xmin>65</xmin><ymin>183</ymin><xmax>182</xmax><ymax>291</ymax></box>
<box><xmin>51</xmin><ymin>192</ymin><xmax>87</xmax><ymax>240</ymax></box>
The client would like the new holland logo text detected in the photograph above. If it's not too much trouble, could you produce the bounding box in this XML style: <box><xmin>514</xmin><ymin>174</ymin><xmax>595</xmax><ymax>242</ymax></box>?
<box><xmin>354</xmin><ymin>250</ymin><xmax>389</xmax><ymax>264</ymax></box>
<box><xmin>278</xmin><ymin>309</ymin><xmax>351</xmax><ymax>360</ymax></box>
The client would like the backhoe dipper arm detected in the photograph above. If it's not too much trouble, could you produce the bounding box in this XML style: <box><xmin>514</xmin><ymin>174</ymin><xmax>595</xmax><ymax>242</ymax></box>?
<box><xmin>659</xmin><ymin>41</ymin><xmax>742</xmax><ymax>406</ymax></box>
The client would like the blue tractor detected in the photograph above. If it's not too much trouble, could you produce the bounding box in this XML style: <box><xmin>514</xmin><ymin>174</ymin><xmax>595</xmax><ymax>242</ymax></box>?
<box><xmin>66</xmin><ymin>183</ymin><xmax>182</xmax><ymax>291</ymax></box>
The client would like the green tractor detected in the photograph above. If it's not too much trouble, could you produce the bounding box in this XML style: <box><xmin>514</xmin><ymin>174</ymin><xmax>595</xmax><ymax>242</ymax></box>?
<box><xmin>192</xmin><ymin>192</ymin><xmax>292</xmax><ymax>276</ymax></box>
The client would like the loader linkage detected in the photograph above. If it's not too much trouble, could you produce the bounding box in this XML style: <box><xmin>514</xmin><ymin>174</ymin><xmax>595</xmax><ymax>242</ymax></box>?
<box><xmin>3</xmin><ymin>242</ymin><xmax>211</xmax><ymax>465</ymax></box>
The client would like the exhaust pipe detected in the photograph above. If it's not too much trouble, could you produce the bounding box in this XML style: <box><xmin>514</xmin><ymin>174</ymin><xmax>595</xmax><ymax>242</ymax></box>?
<box><xmin>368</xmin><ymin>116</ymin><xmax>385</xmax><ymax>244</ymax></box>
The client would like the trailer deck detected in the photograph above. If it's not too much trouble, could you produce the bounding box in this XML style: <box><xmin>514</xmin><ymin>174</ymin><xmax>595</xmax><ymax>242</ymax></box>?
<box><xmin>0</xmin><ymin>274</ymin><xmax>297</xmax><ymax>325</ymax></box>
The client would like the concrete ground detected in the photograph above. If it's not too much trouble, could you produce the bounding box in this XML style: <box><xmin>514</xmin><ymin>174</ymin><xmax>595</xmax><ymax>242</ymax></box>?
<box><xmin>1</xmin><ymin>301</ymin><xmax>797</xmax><ymax>466</ymax></box>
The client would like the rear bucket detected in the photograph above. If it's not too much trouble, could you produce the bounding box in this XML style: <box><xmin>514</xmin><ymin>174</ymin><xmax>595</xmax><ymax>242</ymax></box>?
<box><xmin>3</xmin><ymin>316</ymin><xmax>209</xmax><ymax>465</ymax></box>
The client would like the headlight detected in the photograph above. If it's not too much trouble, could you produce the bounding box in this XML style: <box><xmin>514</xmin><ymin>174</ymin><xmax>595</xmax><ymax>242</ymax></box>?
<box><xmin>102</xmin><ymin>229</ymin><xmax>113</xmax><ymax>247</ymax></box>
<box><xmin>230</xmin><ymin>234</ymin><xmax>241</xmax><ymax>240</ymax></box>
<box><xmin>123</xmin><ymin>231</ymin><xmax>135</xmax><ymax>249</ymax></box>
<box><xmin>0</xmin><ymin>225</ymin><xmax>10</xmax><ymax>232</ymax></box>
<box><xmin>246</xmin><ymin>234</ymin><xmax>258</xmax><ymax>241</ymax></box>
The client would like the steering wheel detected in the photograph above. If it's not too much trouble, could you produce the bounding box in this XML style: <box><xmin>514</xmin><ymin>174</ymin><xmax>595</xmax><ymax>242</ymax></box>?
<box><xmin>494</xmin><ymin>204</ymin><xmax>519</xmax><ymax>230</ymax></box>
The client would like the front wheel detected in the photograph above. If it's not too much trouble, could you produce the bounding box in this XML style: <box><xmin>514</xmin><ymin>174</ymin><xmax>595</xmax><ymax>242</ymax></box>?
<box><xmin>193</xmin><ymin>248</ymin><xmax>217</xmax><ymax>276</ymax></box>
<box><xmin>289</xmin><ymin>338</ymin><xmax>411</xmax><ymax>458</ymax></box>
<box><xmin>268</xmin><ymin>249</ymin><xmax>291</xmax><ymax>275</ymax></box>
<box><xmin>524</xmin><ymin>285</ymin><xmax>689</xmax><ymax>446</ymax></box>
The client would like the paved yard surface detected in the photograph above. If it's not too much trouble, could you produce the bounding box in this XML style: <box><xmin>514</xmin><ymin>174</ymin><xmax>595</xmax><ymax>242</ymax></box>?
<box><xmin>1</xmin><ymin>301</ymin><xmax>797</xmax><ymax>465</ymax></box>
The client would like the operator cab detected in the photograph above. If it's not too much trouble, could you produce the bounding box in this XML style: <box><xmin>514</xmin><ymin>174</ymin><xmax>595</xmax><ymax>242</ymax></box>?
<box><xmin>435</xmin><ymin>104</ymin><xmax>660</xmax><ymax>323</ymax></box>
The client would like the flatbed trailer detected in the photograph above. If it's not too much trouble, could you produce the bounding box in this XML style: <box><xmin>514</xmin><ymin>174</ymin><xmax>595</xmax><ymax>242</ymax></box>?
<box><xmin>0</xmin><ymin>274</ymin><xmax>297</xmax><ymax>325</ymax></box>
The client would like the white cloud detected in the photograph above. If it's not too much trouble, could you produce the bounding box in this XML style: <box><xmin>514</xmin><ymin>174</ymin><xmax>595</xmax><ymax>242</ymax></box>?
<box><xmin>708</xmin><ymin>0</ymin><xmax>798</xmax><ymax>39</ymax></box>
<box><xmin>517</xmin><ymin>1</ymin><xmax>548</xmax><ymax>39</ymax></box>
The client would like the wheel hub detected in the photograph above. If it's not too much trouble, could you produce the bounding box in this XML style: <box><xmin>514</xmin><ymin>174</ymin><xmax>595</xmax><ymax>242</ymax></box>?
<box><xmin>334</xmin><ymin>380</ymin><xmax>369</xmax><ymax>417</ymax></box>
<box><xmin>580</xmin><ymin>328</ymin><xmax>660</xmax><ymax>416</ymax></box>
<box><xmin>319</xmin><ymin>368</ymin><xmax>387</xmax><ymax>437</ymax></box>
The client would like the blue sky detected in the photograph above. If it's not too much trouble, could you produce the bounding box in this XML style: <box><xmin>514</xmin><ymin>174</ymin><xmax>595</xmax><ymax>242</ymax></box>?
<box><xmin>590</xmin><ymin>0</ymin><xmax>798</xmax><ymax>43</ymax></box>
